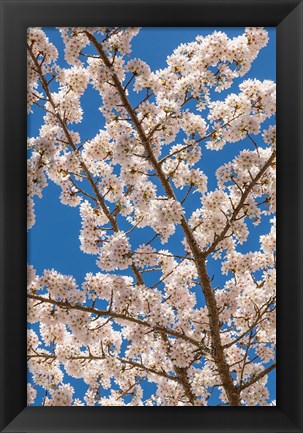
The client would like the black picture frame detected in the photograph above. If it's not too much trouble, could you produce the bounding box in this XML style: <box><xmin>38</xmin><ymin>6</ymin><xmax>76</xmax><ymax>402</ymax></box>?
<box><xmin>0</xmin><ymin>0</ymin><xmax>302</xmax><ymax>431</ymax></box>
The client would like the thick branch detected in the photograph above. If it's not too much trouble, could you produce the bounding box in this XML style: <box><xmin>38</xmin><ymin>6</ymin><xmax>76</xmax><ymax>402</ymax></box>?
<box><xmin>27</xmin><ymin>293</ymin><xmax>207</xmax><ymax>350</ymax></box>
<box><xmin>161</xmin><ymin>333</ymin><xmax>199</xmax><ymax>406</ymax></box>
<box><xmin>84</xmin><ymin>32</ymin><xmax>241</xmax><ymax>406</ymax></box>
<box><xmin>84</xmin><ymin>31</ymin><xmax>202</xmax><ymax>260</ymax></box>
<box><xmin>195</xmin><ymin>259</ymin><xmax>241</xmax><ymax>405</ymax></box>
<box><xmin>174</xmin><ymin>366</ymin><xmax>198</xmax><ymax>405</ymax></box>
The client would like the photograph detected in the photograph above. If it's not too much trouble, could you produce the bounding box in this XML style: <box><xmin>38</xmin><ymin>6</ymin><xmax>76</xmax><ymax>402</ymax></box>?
<box><xmin>27</xmin><ymin>26</ymin><xmax>276</xmax><ymax>407</ymax></box>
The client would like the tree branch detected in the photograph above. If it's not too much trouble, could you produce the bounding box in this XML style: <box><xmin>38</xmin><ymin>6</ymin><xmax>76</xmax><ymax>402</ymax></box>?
<box><xmin>27</xmin><ymin>293</ymin><xmax>207</xmax><ymax>350</ymax></box>
<box><xmin>84</xmin><ymin>31</ymin><xmax>241</xmax><ymax>406</ymax></box>
<box><xmin>205</xmin><ymin>151</ymin><xmax>276</xmax><ymax>256</ymax></box>
<box><xmin>238</xmin><ymin>362</ymin><xmax>276</xmax><ymax>391</ymax></box>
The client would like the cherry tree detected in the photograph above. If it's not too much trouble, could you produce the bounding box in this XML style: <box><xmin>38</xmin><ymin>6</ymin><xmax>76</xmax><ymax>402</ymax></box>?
<box><xmin>27</xmin><ymin>27</ymin><xmax>276</xmax><ymax>406</ymax></box>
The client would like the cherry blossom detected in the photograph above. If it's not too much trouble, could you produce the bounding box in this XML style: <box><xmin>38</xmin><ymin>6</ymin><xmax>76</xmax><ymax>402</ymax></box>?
<box><xmin>27</xmin><ymin>27</ymin><xmax>276</xmax><ymax>406</ymax></box>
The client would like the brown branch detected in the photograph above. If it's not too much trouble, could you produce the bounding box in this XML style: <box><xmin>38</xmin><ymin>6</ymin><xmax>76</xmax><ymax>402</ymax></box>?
<box><xmin>84</xmin><ymin>31</ymin><xmax>241</xmax><ymax>406</ymax></box>
<box><xmin>27</xmin><ymin>352</ymin><xmax>178</xmax><ymax>383</ymax></box>
<box><xmin>116</xmin><ymin>378</ymin><xmax>144</xmax><ymax>401</ymax></box>
<box><xmin>205</xmin><ymin>151</ymin><xmax>276</xmax><ymax>256</ymax></box>
<box><xmin>238</xmin><ymin>362</ymin><xmax>276</xmax><ymax>391</ymax></box>
<box><xmin>223</xmin><ymin>298</ymin><xmax>276</xmax><ymax>350</ymax></box>
<box><xmin>69</xmin><ymin>177</ymin><xmax>97</xmax><ymax>203</ymax></box>
<box><xmin>195</xmin><ymin>258</ymin><xmax>241</xmax><ymax>405</ymax></box>
<box><xmin>28</xmin><ymin>44</ymin><xmax>119</xmax><ymax>232</ymax></box>
<box><xmin>116</xmin><ymin>356</ymin><xmax>178</xmax><ymax>382</ymax></box>
<box><xmin>28</xmin><ymin>42</ymin><xmax>146</xmax><ymax>288</ymax></box>
<box><xmin>239</xmin><ymin>331</ymin><xmax>254</xmax><ymax>386</ymax></box>
<box><xmin>162</xmin><ymin>334</ymin><xmax>199</xmax><ymax>406</ymax></box>
<box><xmin>131</xmin><ymin>263</ymin><xmax>145</xmax><ymax>286</ymax></box>
<box><xmin>27</xmin><ymin>293</ymin><xmax>206</xmax><ymax>350</ymax></box>
<box><xmin>159</xmin><ymin>112</ymin><xmax>246</xmax><ymax>166</ymax></box>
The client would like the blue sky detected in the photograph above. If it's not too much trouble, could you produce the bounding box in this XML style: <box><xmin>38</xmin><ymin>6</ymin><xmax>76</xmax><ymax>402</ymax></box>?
<box><xmin>28</xmin><ymin>27</ymin><xmax>276</xmax><ymax>405</ymax></box>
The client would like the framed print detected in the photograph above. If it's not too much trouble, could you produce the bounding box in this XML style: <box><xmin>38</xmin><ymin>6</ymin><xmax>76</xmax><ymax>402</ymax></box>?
<box><xmin>0</xmin><ymin>0</ymin><xmax>302</xmax><ymax>432</ymax></box>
